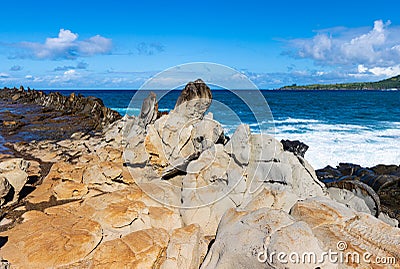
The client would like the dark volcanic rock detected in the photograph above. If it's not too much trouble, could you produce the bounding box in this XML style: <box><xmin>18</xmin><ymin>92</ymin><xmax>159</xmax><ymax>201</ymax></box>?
<box><xmin>0</xmin><ymin>88</ymin><xmax>120</xmax><ymax>129</ymax></box>
<box><xmin>175</xmin><ymin>79</ymin><xmax>212</xmax><ymax>107</ymax></box>
<box><xmin>316</xmin><ymin>163</ymin><xmax>400</xmax><ymax>222</ymax></box>
<box><xmin>0</xmin><ymin>87</ymin><xmax>121</xmax><ymax>145</ymax></box>
<box><xmin>174</xmin><ymin>79</ymin><xmax>212</xmax><ymax>118</ymax></box>
<box><xmin>280</xmin><ymin>139</ymin><xmax>309</xmax><ymax>158</ymax></box>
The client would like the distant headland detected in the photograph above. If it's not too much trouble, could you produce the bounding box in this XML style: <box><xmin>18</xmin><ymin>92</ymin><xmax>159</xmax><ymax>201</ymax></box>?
<box><xmin>280</xmin><ymin>74</ymin><xmax>400</xmax><ymax>90</ymax></box>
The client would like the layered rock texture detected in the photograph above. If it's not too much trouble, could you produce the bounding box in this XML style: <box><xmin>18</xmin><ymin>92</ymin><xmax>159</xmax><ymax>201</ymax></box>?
<box><xmin>0</xmin><ymin>81</ymin><xmax>399</xmax><ymax>268</ymax></box>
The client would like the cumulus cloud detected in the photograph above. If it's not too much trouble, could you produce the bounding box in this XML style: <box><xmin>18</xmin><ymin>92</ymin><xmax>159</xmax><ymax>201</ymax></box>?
<box><xmin>357</xmin><ymin>64</ymin><xmax>400</xmax><ymax>77</ymax></box>
<box><xmin>14</xmin><ymin>29</ymin><xmax>112</xmax><ymax>60</ymax></box>
<box><xmin>46</xmin><ymin>69</ymin><xmax>82</xmax><ymax>85</ymax></box>
<box><xmin>0</xmin><ymin>72</ymin><xmax>10</xmax><ymax>78</ymax></box>
<box><xmin>286</xmin><ymin>20</ymin><xmax>400</xmax><ymax>76</ymax></box>
<box><xmin>137</xmin><ymin>42</ymin><xmax>165</xmax><ymax>55</ymax></box>
<box><xmin>239</xmin><ymin>67</ymin><xmax>378</xmax><ymax>89</ymax></box>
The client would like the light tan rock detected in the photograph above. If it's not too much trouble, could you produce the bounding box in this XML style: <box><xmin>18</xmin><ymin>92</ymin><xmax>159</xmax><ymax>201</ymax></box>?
<box><xmin>0</xmin><ymin>158</ymin><xmax>29</xmax><ymax>203</ymax></box>
<box><xmin>53</xmin><ymin>180</ymin><xmax>89</xmax><ymax>200</ymax></box>
<box><xmin>0</xmin><ymin>176</ymin><xmax>11</xmax><ymax>205</ymax></box>
<box><xmin>144</xmin><ymin>124</ymin><xmax>168</xmax><ymax>169</ymax></box>
<box><xmin>181</xmin><ymin>145</ymin><xmax>238</xmax><ymax>236</ymax></box>
<box><xmin>245</xmin><ymin>134</ymin><xmax>325</xmax><ymax>198</ymax></box>
<box><xmin>83</xmin><ymin>163</ymin><xmax>108</xmax><ymax>185</ymax></box>
<box><xmin>191</xmin><ymin>113</ymin><xmax>224</xmax><ymax>152</ymax></box>
<box><xmin>47</xmin><ymin>161</ymin><xmax>85</xmax><ymax>183</ymax></box>
<box><xmin>224</xmin><ymin>124</ymin><xmax>251</xmax><ymax>165</ymax></box>
<box><xmin>44</xmin><ymin>186</ymin><xmax>183</xmax><ymax>241</ymax></box>
<box><xmin>161</xmin><ymin>224</ymin><xmax>208</xmax><ymax>269</ymax></box>
<box><xmin>25</xmin><ymin>174</ymin><xmax>55</xmax><ymax>203</ymax></box>
<box><xmin>90</xmin><ymin>228</ymin><xmax>169</xmax><ymax>269</ymax></box>
<box><xmin>26</xmin><ymin>160</ymin><xmax>41</xmax><ymax>178</ymax></box>
<box><xmin>291</xmin><ymin>196</ymin><xmax>400</xmax><ymax>268</ymax></box>
<box><xmin>26</xmin><ymin>161</ymin><xmax>88</xmax><ymax>203</ymax></box>
<box><xmin>0</xmin><ymin>210</ymin><xmax>103</xmax><ymax>268</ymax></box>
<box><xmin>327</xmin><ymin>187</ymin><xmax>372</xmax><ymax>214</ymax></box>
<box><xmin>201</xmin><ymin>207</ymin><xmax>295</xmax><ymax>269</ymax></box>
<box><xmin>101</xmin><ymin>161</ymin><xmax>123</xmax><ymax>181</ymax></box>
<box><xmin>241</xmin><ymin>185</ymin><xmax>299</xmax><ymax>212</ymax></box>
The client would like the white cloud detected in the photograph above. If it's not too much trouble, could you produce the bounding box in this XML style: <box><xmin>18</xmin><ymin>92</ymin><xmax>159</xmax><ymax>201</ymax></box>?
<box><xmin>367</xmin><ymin>65</ymin><xmax>400</xmax><ymax>77</ymax></box>
<box><xmin>358</xmin><ymin>64</ymin><xmax>368</xmax><ymax>73</ymax></box>
<box><xmin>49</xmin><ymin>69</ymin><xmax>80</xmax><ymax>84</ymax></box>
<box><xmin>64</xmin><ymin>69</ymin><xmax>77</xmax><ymax>76</ymax></box>
<box><xmin>340</xmin><ymin>20</ymin><xmax>388</xmax><ymax>64</ymax></box>
<box><xmin>298</xmin><ymin>34</ymin><xmax>332</xmax><ymax>60</ymax></box>
<box><xmin>16</xmin><ymin>29</ymin><xmax>112</xmax><ymax>60</ymax></box>
<box><xmin>286</xmin><ymin>20</ymin><xmax>400</xmax><ymax>77</ymax></box>
<box><xmin>0</xmin><ymin>72</ymin><xmax>10</xmax><ymax>78</ymax></box>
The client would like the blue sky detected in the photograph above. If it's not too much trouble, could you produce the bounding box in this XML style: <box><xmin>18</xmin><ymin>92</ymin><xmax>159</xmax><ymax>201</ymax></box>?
<box><xmin>1</xmin><ymin>0</ymin><xmax>400</xmax><ymax>89</ymax></box>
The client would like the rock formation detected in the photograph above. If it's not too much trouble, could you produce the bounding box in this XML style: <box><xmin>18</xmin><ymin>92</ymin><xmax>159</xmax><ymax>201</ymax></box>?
<box><xmin>280</xmin><ymin>139</ymin><xmax>309</xmax><ymax>158</ymax></box>
<box><xmin>139</xmin><ymin>91</ymin><xmax>159</xmax><ymax>128</ymax></box>
<box><xmin>317</xmin><ymin>163</ymin><xmax>400</xmax><ymax>222</ymax></box>
<box><xmin>0</xmin><ymin>81</ymin><xmax>399</xmax><ymax>268</ymax></box>
<box><xmin>0</xmin><ymin>87</ymin><xmax>121</xmax><ymax>144</ymax></box>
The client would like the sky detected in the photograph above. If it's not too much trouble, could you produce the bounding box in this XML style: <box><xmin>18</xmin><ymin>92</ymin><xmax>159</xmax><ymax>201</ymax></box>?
<box><xmin>1</xmin><ymin>0</ymin><xmax>400</xmax><ymax>89</ymax></box>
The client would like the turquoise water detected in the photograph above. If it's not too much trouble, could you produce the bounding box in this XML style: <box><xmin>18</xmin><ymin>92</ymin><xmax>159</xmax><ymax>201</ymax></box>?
<box><xmin>4</xmin><ymin>89</ymin><xmax>400</xmax><ymax>168</ymax></box>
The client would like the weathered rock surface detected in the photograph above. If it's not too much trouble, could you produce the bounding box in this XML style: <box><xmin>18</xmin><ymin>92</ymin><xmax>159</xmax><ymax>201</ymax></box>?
<box><xmin>1</xmin><ymin>81</ymin><xmax>399</xmax><ymax>269</ymax></box>
<box><xmin>175</xmin><ymin>79</ymin><xmax>212</xmax><ymax>119</ymax></box>
<box><xmin>201</xmin><ymin>207</ymin><xmax>336</xmax><ymax>269</ymax></box>
<box><xmin>0</xmin><ymin>210</ymin><xmax>103</xmax><ymax>268</ymax></box>
<box><xmin>161</xmin><ymin>224</ymin><xmax>208</xmax><ymax>269</ymax></box>
<box><xmin>90</xmin><ymin>228</ymin><xmax>169</xmax><ymax>268</ymax></box>
<box><xmin>292</xmin><ymin>197</ymin><xmax>400</xmax><ymax>267</ymax></box>
<box><xmin>0</xmin><ymin>158</ymin><xmax>30</xmax><ymax>205</ymax></box>
<box><xmin>139</xmin><ymin>91</ymin><xmax>159</xmax><ymax>128</ymax></box>
<box><xmin>203</xmin><ymin>196</ymin><xmax>400</xmax><ymax>268</ymax></box>
<box><xmin>0</xmin><ymin>176</ymin><xmax>11</xmax><ymax>205</ymax></box>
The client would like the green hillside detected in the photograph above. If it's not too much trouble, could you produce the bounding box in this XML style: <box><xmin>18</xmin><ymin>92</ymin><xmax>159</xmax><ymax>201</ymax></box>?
<box><xmin>280</xmin><ymin>75</ymin><xmax>400</xmax><ymax>90</ymax></box>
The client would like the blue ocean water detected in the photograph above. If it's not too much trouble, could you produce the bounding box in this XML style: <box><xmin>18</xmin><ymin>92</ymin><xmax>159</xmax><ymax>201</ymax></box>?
<box><xmin>0</xmin><ymin>133</ymin><xmax>7</xmax><ymax>152</ymax></box>
<box><xmin>14</xmin><ymin>89</ymin><xmax>400</xmax><ymax>168</ymax></box>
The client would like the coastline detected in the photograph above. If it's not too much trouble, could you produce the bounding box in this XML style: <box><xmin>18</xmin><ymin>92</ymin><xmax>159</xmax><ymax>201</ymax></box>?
<box><xmin>0</xmin><ymin>87</ymin><xmax>121</xmax><ymax>153</ymax></box>
<box><xmin>277</xmin><ymin>88</ymin><xmax>400</xmax><ymax>91</ymax></box>
<box><xmin>0</xmin><ymin>84</ymin><xmax>399</xmax><ymax>267</ymax></box>
<box><xmin>278</xmin><ymin>74</ymin><xmax>400</xmax><ymax>91</ymax></box>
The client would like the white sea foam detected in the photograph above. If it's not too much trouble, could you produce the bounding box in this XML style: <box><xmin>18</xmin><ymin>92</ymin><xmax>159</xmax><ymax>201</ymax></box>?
<box><xmin>274</xmin><ymin>117</ymin><xmax>321</xmax><ymax>124</ymax></box>
<box><xmin>274</xmin><ymin>122</ymin><xmax>400</xmax><ymax>169</ymax></box>
<box><xmin>222</xmin><ymin>118</ymin><xmax>400</xmax><ymax>169</ymax></box>
<box><xmin>111</xmin><ymin>107</ymin><xmax>140</xmax><ymax>115</ymax></box>
<box><xmin>111</xmin><ymin>107</ymin><xmax>399</xmax><ymax>169</ymax></box>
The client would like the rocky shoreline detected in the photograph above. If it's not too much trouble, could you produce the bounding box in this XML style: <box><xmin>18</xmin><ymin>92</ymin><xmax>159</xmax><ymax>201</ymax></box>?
<box><xmin>0</xmin><ymin>82</ymin><xmax>399</xmax><ymax>268</ymax></box>
<box><xmin>0</xmin><ymin>86</ymin><xmax>121</xmax><ymax>151</ymax></box>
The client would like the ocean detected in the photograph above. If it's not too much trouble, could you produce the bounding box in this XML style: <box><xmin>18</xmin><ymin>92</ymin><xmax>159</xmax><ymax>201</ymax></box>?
<box><xmin>3</xmin><ymin>89</ymin><xmax>400</xmax><ymax>169</ymax></box>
